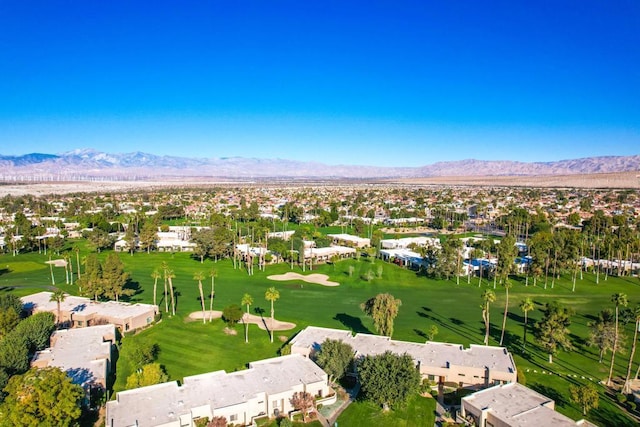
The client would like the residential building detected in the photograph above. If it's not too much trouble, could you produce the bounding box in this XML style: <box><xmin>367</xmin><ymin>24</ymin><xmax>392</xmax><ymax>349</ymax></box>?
<box><xmin>22</xmin><ymin>291</ymin><xmax>158</xmax><ymax>332</ymax></box>
<box><xmin>460</xmin><ymin>382</ymin><xmax>598</xmax><ymax>426</ymax></box>
<box><xmin>326</xmin><ymin>233</ymin><xmax>371</xmax><ymax>248</ymax></box>
<box><xmin>290</xmin><ymin>326</ymin><xmax>517</xmax><ymax>387</ymax></box>
<box><xmin>31</xmin><ymin>324</ymin><xmax>115</xmax><ymax>391</ymax></box>
<box><xmin>105</xmin><ymin>354</ymin><xmax>333</xmax><ymax>427</ymax></box>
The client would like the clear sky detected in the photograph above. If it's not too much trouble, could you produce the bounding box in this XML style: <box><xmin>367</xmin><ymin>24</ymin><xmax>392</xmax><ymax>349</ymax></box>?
<box><xmin>1</xmin><ymin>1</ymin><xmax>638</xmax><ymax>167</ymax></box>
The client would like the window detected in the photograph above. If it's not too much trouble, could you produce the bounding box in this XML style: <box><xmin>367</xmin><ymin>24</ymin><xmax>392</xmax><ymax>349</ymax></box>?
<box><xmin>230</xmin><ymin>414</ymin><xmax>237</xmax><ymax>422</ymax></box>
<box><xmin>272</xmin><ymin>400</ymin><xmax>278</xmax><ymax>408</ymax></box>
<box><xmin>146</xmin><ymin>317</ymin><xmax>152</xmax><ymax>324</ymax></box>
<box><xmin>76</xmin><ymin>320</ymin><xmax>83</xmax><ymax>327</ymax></box>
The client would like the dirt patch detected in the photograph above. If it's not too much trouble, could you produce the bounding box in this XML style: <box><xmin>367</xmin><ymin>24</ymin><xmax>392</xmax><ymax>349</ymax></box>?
<box><xmin>267</xmin><ymin>272</ymin><xmax>339</xmax><ymax>287</ymax></box>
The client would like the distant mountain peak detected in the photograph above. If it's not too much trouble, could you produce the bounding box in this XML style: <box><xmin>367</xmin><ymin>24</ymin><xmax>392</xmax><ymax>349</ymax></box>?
<box><xmin>0</xmin><ymin>150</ymin><xmax>639</xmax><ymax>181</ymax></box>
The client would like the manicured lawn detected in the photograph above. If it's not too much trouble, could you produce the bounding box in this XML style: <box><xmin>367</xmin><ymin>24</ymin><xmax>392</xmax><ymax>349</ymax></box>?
<box><xmin>2</xmin><ymin>247</ymin><xmax>639</xmax><ymax>425</ymax></box>
<box><xmin>337</xmin><ymin>395</ymin><xmax>436</xmax><ymax>427</ymax></box>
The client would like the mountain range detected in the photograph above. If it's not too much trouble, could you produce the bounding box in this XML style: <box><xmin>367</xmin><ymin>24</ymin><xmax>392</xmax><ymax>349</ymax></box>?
<box><xmin>1</xmin><ymin>149</ymin><xmax>639</xmax><ymax>181</ymax></box>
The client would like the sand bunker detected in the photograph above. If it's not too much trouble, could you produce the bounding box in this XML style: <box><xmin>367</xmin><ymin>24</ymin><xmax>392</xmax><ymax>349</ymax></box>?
<box><xmin>188</xmin><ymin>310</ymin><xmax>295</xmax><ymax>331</ymax></box>
<box><xmin>267</xmin><ymin>272</ymin><xmax>339</xmax><ymax>287</ymax></box>
<box><xmin>45</xmin><ymin>259</ymin><xmax>68</xmax><ymax>267</ymax></box>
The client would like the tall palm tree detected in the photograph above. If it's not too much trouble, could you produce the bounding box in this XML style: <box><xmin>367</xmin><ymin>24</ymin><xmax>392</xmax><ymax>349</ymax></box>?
<box><xmin>209</xmin><ymin>268</ymin><xmax>218</xmax><ymax>322</ymax></box>
<box><xmin>49</xmin><ymin>289</ymin><xmax>66</xmax><ymax>328</ymax></box>
<box><xmin>48</xmin><ymin>256</ymin><xmax>55</xmax><ymax>285</ymax></box>
<box><xmin>481</xmin><ymin>289</ymin><xmax>496</xmax><ymax>345</ymax></box>
<box><xmin>73</xmin><ymin>245</ymin><xmax>81</xmax><ymax>279</ymax></box>
<box><xmin>607</xmin><ymin>292</ymin><xmax>628</xmax><ymax>386</ymax></box>
<box><xmin>167</xmin><ymin>269</ymin><xmax>176</xmax><ymax>316</ymax></box>
<box><xmin>161</xmin><ymin>261</ymin><xmax>169</xmax><ymax>313</ymax></box>
<box><xmin>62</xmin><ymin>254</ymin><xmax>70</xmax><ymax>285</ymax></box>
<box><xmin>265</xmin><ymin>287</ymin><xmax>280</xmax><ymax>343</ymax></box>
<box><xmin>499</xmin><ymin>280</ymin><xmax>512</xmax><ymax>346</ymax></box>
<box><xmin>519</xmin><ymin>297</ymin><xmax>534</xmax><ymax>350</ymax></box>
<box><xmin>241</xmin><ymin>293</ymin><xmax>253</xmax><ymax>343</ymax></box>
<box><xmin>67</xmin><ymin>252</ymin><xmax>74</xmax><ymax>286</ymax></box>
<box><xmin>623</xmin><ymin>304</ymin><xmax>640</xmax><ymax>394</ymax></box>
<box><xmin>150</xmin><ymin>268</ymin><xmax>161</xmax><ymax>307</ymax></box>
<box><xmin>193</xmin><ymin>271</ymin><xmax>206</xmax><ymax>324</ymax></box>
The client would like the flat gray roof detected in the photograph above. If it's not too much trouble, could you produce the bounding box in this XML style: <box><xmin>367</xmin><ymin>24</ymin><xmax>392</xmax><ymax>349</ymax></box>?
<box><xmin>106</xmin><ymin>354</ymin><xmax>327</xmax><ymax>427</ymax></box>
<box><xmin>22</xmin><ymin>291</ymin><xmax>157</xmax><ymax>321</ymax></box>
<box><xmin>32</xmin><ymin>324</ymin><xmax>115</xmax><ymax>387</ymax></box>
<box><xmin>463</xmin><ymin>382</ymin><xmax>598</xmax><ymax>426</ymax></box>
<box><xmin>290</xmin><ymin>326</ymin><xmax>516</xmax><ymax>374</ymax></box>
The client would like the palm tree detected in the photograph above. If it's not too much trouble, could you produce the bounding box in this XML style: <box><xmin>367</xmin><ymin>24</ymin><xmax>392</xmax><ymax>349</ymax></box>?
<box><xmin>49</xmin><ymin>289</ymin><xmax>66</xmax><ymax>328</ymax></box>
<box><xmin>519</xmin><ymin>297</ymin><xmax>534</xmax><ymax>350</ymax></box>
<box><xmin>161</xmin><ymin>261</ymin><xmax>169</xmax><ymax>313</ymax></box>
<box><xmin>73</xmin><ymin>245</ymin><xmax>82</xmax><ymax>279</ymax></box>
<box><xmin>167</xmin><ymin>269</ymin><xmax>176</xmax><ymax>316</ymax></box>
<box><xmin>241</xmin><ymin>293</ymin><xmax>253</xmax><ymax>343</ymax></box>
<box><xmin>67</xmin><ymin>252</ymin><xmax>74</xmax><ymax>286</ymax></box>
<box><xmin>48</xmin><ymin>256</ymin><xmax>55</xmax><ymax>285</ymax></box>
<box><xmin>481</xmin><ymin>289</ymin><xmax>496</xmax><ymax>345</ymax></box>
<box><xmin>150</xmin><ymin>268</ymin><xmax>161</xmax><ymax>307</ymax></box>
<box><xmin>499</xmin><ymin>280</ymin><xmax>512</xmax><ymax>346</ymax></box>
<box><xmin>622</xmin><ymin>305</ymin><xmax>640</xmax><ymax>394</ymax></box>
<box><xmin>623</xmin><ymin>305</ymin><xmax>640</xmax><ymax>394</ymax></box>
<box><xmin>265</xmin><ymin>287</ymin><xmax>280</xmax><ymax>343</ymax></box>
<box><xmin>209</xmin><ymin>268</ymin><xmax>218</xmax><ymax>322</ymax></box>
<box><xmin>607</xmin><ymin>292</ymin><xmax>628</xmax><ymax>386</ymax></box>
<box><xmin>193</xmin><ymin>271</ymin><xmax>206</xmax><ymax>324</ymax></box>
<box><xmin>63</xmin><ymin>254</ymin><xmax>70</xmax><ymax>284</ymax></box>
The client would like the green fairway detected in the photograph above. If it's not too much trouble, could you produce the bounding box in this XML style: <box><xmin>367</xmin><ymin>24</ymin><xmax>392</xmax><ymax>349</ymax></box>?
<box><xmin>2</xmin><ymin>248</ymin><xmax>639</xmax><ymax>425</ymax></box>
<box><xmin>337</xmin><ymin>395</ymin><xmax>436</xmax><ymax>427</ymax></box>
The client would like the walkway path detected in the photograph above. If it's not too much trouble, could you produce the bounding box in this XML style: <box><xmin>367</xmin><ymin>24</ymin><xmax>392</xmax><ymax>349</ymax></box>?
<box><xmin>320</xmin><ymin>384</ymin><xmax>360</xmax><ymax>427</ymax></box>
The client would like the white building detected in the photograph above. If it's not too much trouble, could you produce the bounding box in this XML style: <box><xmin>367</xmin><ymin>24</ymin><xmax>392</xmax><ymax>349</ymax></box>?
<box><xmin>327</xmin><ymin>234</ymin><xmax>370</xmax><ymax>248</ymax></box>
<box><xmin>106</xmin><ymin>354</ymin><xmax>333</xmax><ymax>427</ymax></box>
<box><xmin>380</xmin><ymin>236</ymin><xmax>440</xmax><ymax>249</ymax></box>
<box><xmin>460</xmin><ymin>382</ymin><xmax>598</xmax><ymax>426</ymax></box>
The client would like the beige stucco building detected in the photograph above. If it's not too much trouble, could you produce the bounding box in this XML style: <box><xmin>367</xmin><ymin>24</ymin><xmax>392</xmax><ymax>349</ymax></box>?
<box><xmin>22</xmin><ymin>291</ymin><xmax>158</xmax><ymax>332</ymax></box>
<box><xmin>106</xmin><ymin>354</ymin><xmax>333</xmax><ymax>427</ymax></box>
<box><xmin>290</xmin><ymin>326</ymin><xmax>517</xmax><ymax>387</ymax></box>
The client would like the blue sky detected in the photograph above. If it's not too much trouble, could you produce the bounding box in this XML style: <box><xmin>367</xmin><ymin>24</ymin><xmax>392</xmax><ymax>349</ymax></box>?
<box><xmin>1</xmin><ymin>1</ymin><xmax>638</xmax><ymax>167</ymax></box>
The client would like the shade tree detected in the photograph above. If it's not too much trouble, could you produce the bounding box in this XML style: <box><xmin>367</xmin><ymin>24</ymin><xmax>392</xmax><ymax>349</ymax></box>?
<box><xmin>357</xmin><ymin>351</ymin><xmax>420</xmax><ymax>410</ymax></box>
<box><xmin>535</xmin><ymin>302</ymin><xmax>574</xmax><ymax>363</ymax></box>
<box><xmin>361</xmin><ymin>293</ymin><xmax>402</xmax><ymax>338</ymax></box>
<box><xmin>0</xmin><ymin>367</ymin><xmax>84</xmax><ymax>426</ymax></box>
<box><xmin>314</xmin><ymin>339</ymin><xmax>354</xmax><ymax>385</ymax></box>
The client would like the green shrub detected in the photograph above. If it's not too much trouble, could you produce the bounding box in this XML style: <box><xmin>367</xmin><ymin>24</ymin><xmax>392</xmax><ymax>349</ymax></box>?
<box><xmin>279</xmin><ymin>417</ymin><xmax>293</xmax><ymax>427</ymax></box>
<box><xmin>628</xmin><ymin>401</ymin><xmax>636</xmax><ymax>411</ymax></box>
<box><xmin>517</xmin><ymin>369</ymin><xmax>527</xmax><ymax>386</ymax></box>
<box><xmin>616</xmin><ymin>393</ymin><xmax>627</xmax><ymax>404</ymax></box>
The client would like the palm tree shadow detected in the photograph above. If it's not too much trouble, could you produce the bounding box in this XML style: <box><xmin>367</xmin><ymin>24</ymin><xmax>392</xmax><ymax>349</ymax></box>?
<box><xmin>334</xmin><ymin>313</ymin><xmax>371</xmax><ymax>334</ymax></box>
<box><xmin>253</xmin><ymin>307</ymin><xmax>270</xmax><ymax>338</ymax></box>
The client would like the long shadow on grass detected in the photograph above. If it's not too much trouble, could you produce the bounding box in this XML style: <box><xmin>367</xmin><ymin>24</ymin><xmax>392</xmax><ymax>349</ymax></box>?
<box><xmin>417</xmin><ymin>308</ymin><xmax>476</xmax><ymax>343</ymax></box>
<box><xmin>528</xmin><ymin>383</ymin><xmax>568</xmax><ymax>406</ymax></box>
<box><xmin>121</xmin><ymin>280</ymin><xmax>142</xmax><ymax>302</ymax></box>
<box><xmin>334</xmin><ymin>313</ymin><xmax>371</xmax><ymax>334</ymax></box>
<box><xmin>589</xmin><ymin>405</ymin><xmax>637</xmax><ymax>427</ymax></box>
